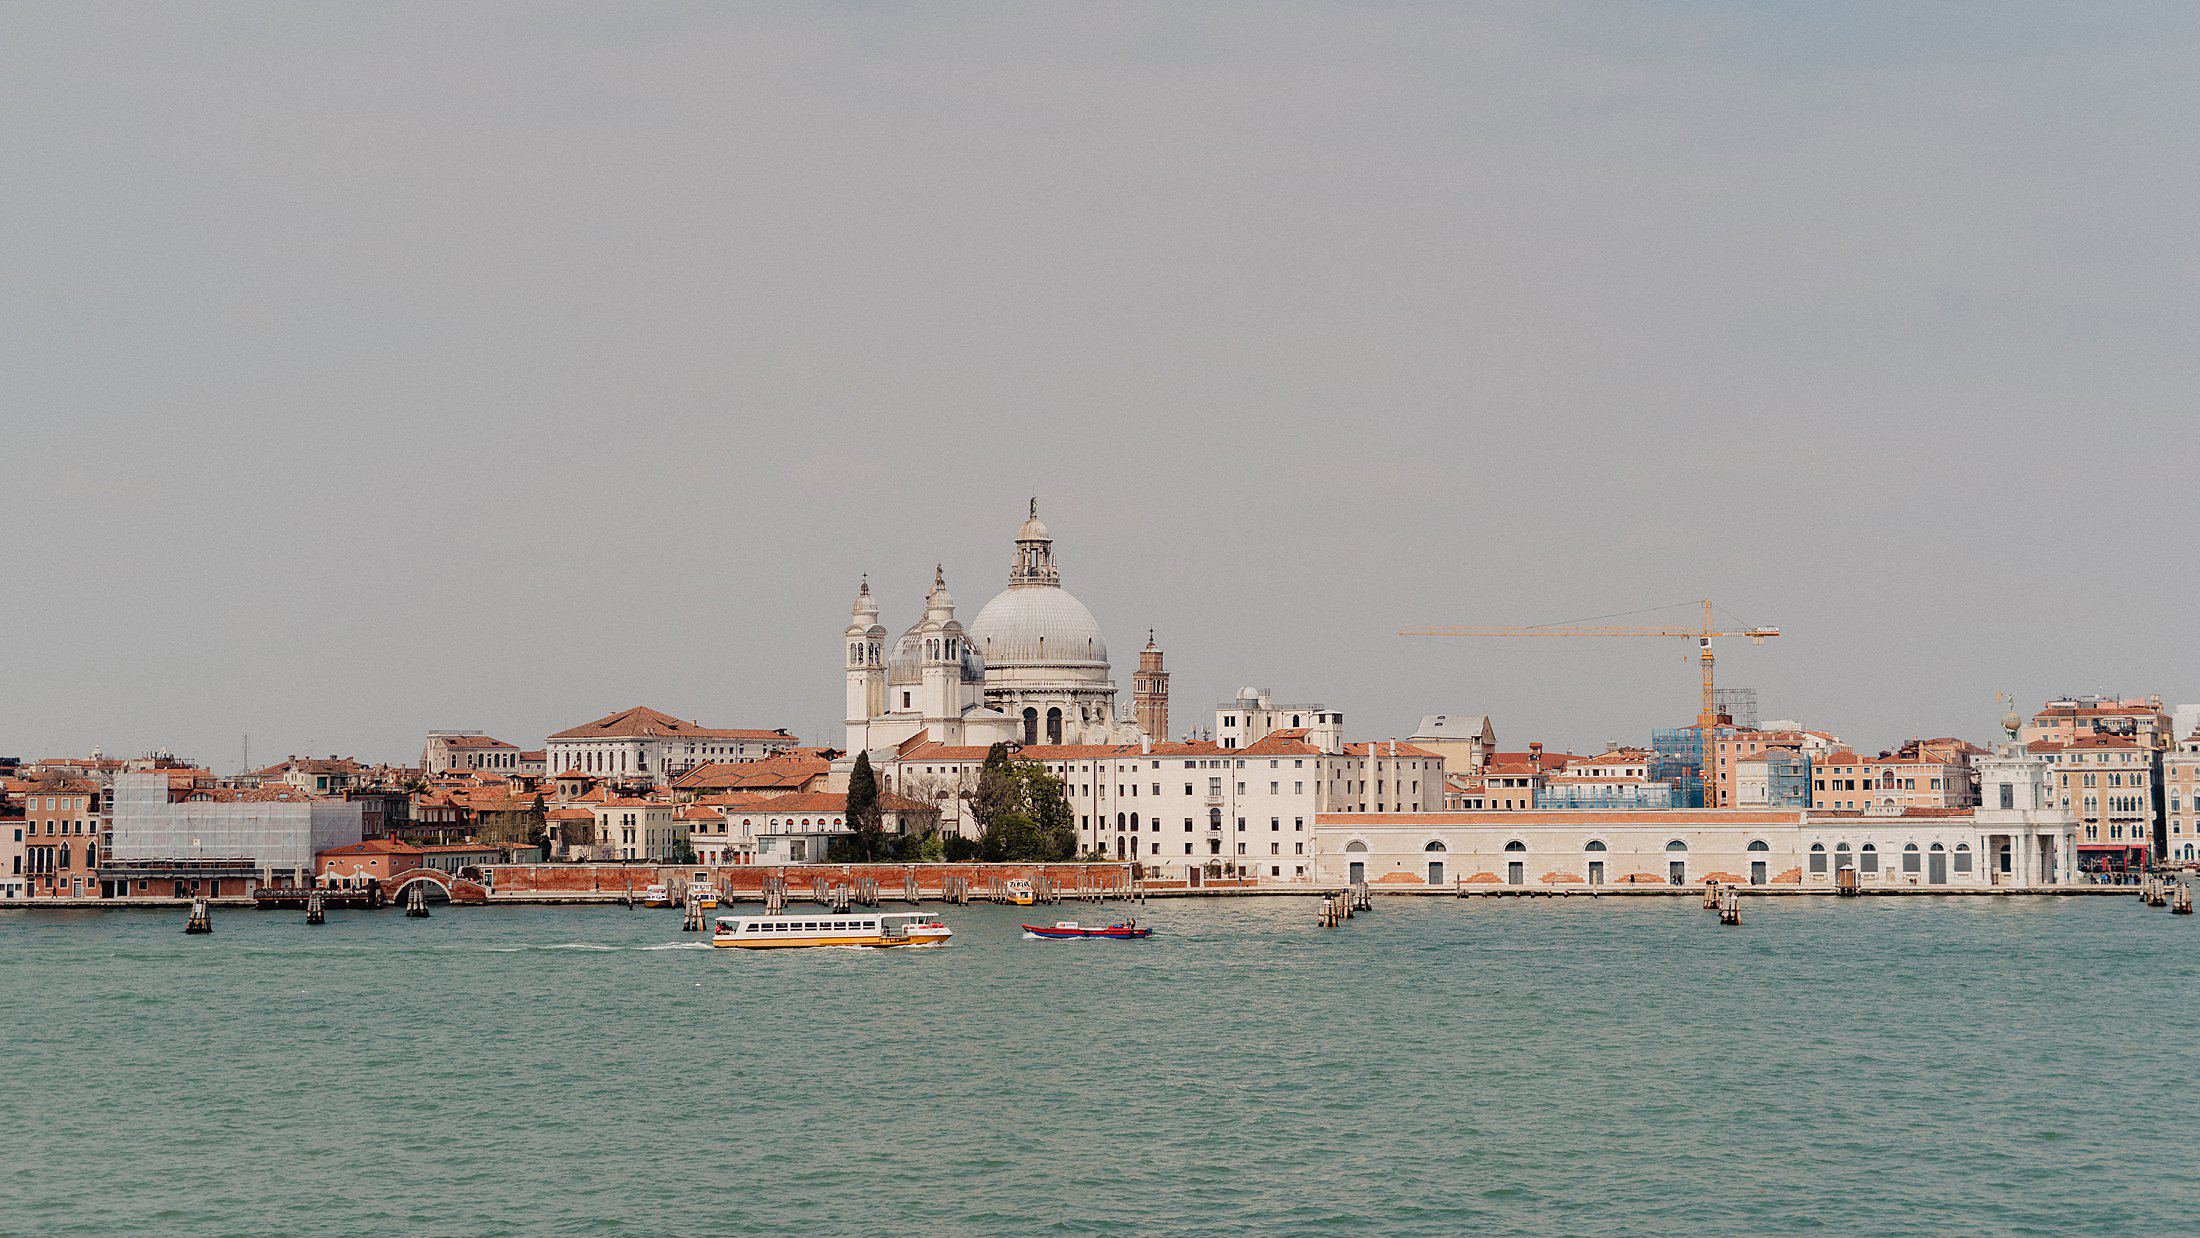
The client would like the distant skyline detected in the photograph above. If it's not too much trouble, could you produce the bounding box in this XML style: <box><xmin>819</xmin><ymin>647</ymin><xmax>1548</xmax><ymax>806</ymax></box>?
<box><xmin>7</xmin><ymin>3</ymin><xmax>2199</xmax><ymax>769</ymax></box>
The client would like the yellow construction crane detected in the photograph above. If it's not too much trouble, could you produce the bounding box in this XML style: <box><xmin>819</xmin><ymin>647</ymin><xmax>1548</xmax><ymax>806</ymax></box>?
<box><xmin>1400</xmin><ymin>599</ymin><xmax>1780</xmax><ymax>807</ymax></box>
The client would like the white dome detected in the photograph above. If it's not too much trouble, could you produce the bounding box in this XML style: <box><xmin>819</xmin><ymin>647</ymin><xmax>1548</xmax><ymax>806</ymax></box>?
<box><xmin>886</xmin><ymin>621</ymin><xmax>986</xmax><ymax>687</ymax></box>
<box><xmin>968</xmin><ymin>586</ymin><xmax>1109</xmax><ymax>668</ymax></box>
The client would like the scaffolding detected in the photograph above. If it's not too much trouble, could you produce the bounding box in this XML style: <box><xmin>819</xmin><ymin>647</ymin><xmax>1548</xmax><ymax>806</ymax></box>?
<box><xmin>1713</xmin><ymin>687</ymin><xmax>1758</xmax><ymax>730</ymax></box>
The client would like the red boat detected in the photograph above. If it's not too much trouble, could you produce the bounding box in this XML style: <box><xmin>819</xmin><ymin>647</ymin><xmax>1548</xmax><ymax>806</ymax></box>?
<box><xmin>1021</xmin><ymin>919</ymin><xmax>1152</xmax><ymax>939</ymax></box>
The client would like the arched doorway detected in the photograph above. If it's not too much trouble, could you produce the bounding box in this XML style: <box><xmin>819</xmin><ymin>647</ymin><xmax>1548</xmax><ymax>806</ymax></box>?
<box><xmin>1664</xmin><ymin>839</ymin><xmax>1688</xmax><ymax>886</ymax></box>
<box><xmin>1503</xmin><ymin>839</ymin><xmax>1526</xmax><ymax>886</ymax></box>
<box><xmin>1583</xmin><ymin>839</ymin><xmax>1607</xmax><ymax>886</ymax></box>
<box><xmin>1424</xmin><ymin>840</ymin><xmax>1447</xmax><ymax>886</ymax></box>
<box><xmin>1344</xmin><ymin>840</ymin><xmax>1367</xmax><ymax>885</ymax></box>
<box><xmin>1747</xmin><ymin>839</ymin><xmax>1769</xmax><ymax>885</ymax></box>
<box><xmin>1927</xmin><ymin>842</ymin><xmax>1947</xmax><ymax>884</ymax></box>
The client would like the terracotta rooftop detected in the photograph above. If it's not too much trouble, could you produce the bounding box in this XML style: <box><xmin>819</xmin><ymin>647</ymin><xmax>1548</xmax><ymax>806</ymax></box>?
<box><xmin>548</xmin><ymin>706</ymin><xmax>796</xmax><ymax>743</ymax></box>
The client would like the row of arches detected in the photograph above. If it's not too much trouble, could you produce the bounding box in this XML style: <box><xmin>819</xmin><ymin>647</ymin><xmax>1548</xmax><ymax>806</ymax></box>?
<box><xmin>1342</xmin><ymin>837</ymin><xmax>1777</xmax><ymax>888</ymax></box>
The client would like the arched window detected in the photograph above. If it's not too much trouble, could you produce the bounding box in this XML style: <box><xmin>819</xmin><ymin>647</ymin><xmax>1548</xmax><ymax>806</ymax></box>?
<box><xmin>1424</xmin><ymin>840</ymin><xmax>1447</xmax><ymax>852</ymax></box>
<box><xmin>1952</xmin><ymin>843</ymin><xmax>1972</xmax><ymax>873</ymax></box>
<box><xmin>1344</xmin><ymin>840</ymin><xmax>1368</xmax><ymax>853</ymax></box>
<box><xmin>1665</xmin><ymin>839</ymin><xmax>1688</xmax><ymax>852</ymax></box>
<box><xmin>1583</xmin><ymin>840</ymin><xmax>1607</xmax><ymax>852</ymax></box>
<box><xmin>1503</xmin><ymin>839</ymin><xmax>1526</xmax><ymax>852</ymax></box>
<box><xmin>1046</xmin><ymin>707</ymin><xmax>1063</xmax><ymax>745</ymax></box>
<box><xmin>1022</xmin><ymin>708</ymin><xmax>1039</xmax><ymax>746</ymax></box>
<box><xmin>1116</xmin><ymin>813</ymin><xmax>1126</xmax><ymax>830</ymax></box>
<box><xmin>1808</xmin><ymin>842</ymin><xmax>1827</xmax><ymax>873</ymax></box>
<box><xmin>1129</xmin><ymin>813</ymin><xmax>1139</xmax><ymax>832</ymax></box>
<box><xmin>1747</xmin><ymin>839</ymin><xmax>1769</xmax><ymax>852</ymax></box>
<box><xmin>1902</xmin><ymin>843</ymin><xmax>1922</xmax><ymax>873</ymax></box>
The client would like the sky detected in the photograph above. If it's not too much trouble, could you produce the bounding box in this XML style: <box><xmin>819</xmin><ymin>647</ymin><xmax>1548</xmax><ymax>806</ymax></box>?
<box><xmin>5</xmin><ymin>2</ymin><xmax>2198</xmax><ymax>771</ymax></box>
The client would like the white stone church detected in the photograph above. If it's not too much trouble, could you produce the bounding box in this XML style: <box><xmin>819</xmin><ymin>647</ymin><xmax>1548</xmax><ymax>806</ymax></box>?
<box><xmin>842</xmin><ymin>504</ymin><xmax>1151</xmax><ymax>759</ymax></box>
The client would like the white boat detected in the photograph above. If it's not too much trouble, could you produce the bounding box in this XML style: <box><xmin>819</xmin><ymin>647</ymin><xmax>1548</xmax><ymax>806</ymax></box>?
<box><xmin>712</xmin><ymin>911</ymin><xmax>951</xmax><ymax>950</ymax></box>
<box><xmin>687</xmin><ymin>873</ymin><xmax>718</xmax><ymax>909</ymax></box>
<box><xmin>641</xmin><ymin>882</ymin><xmax>674</xmax><ymax>908</ymax></box>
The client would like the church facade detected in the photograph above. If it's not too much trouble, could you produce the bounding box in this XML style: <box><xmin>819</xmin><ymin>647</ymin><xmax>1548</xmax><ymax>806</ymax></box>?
<box><xmin>843</xmin><ymin>505</ymin><xmax>1154</xmax><ymax>761</ymax></box>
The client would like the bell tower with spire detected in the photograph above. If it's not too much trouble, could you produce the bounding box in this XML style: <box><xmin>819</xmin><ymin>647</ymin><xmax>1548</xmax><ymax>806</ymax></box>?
<box><xmin>1134</xmin><ymin>629</ymin><xmax>1169</xmax><ymax>741</ymax></box>
<box><xmin>843</xmin><ymin>576</ymin><xmax>887</xmax><ymax>749</ymax></box>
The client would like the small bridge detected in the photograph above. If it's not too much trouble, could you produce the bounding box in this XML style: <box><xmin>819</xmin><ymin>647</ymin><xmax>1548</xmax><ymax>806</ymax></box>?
<box><xmin>384</xmin><ymin>868</ymin><xmax>490</xmax><ymax>905</ymax></box>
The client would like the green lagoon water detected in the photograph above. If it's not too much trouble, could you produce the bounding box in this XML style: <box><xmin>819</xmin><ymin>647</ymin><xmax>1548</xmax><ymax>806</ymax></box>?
<box><xmin>5</xmin><ymin>895</ymin><xmax>2196</xmax><ymax>1235</ymax></box>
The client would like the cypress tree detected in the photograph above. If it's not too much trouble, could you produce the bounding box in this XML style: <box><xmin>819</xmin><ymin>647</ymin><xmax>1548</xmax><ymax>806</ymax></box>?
<box><xmin>847</xmin><ymin>751</ymin><xmax>884</xmax><ymax>861</ymax></box>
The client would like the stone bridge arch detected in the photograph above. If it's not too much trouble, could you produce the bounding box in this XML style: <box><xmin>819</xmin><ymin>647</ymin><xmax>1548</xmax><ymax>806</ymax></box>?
<box><xmin>385</xmin><ymin>868</ymin><xmax>489</xmax><ymax>905</ymax></box>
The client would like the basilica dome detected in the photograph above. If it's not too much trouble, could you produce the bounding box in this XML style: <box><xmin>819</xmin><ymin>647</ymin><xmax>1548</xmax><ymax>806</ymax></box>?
<box><xmin>968</xmin><ymin>586</ymin><xmax>1109</xmax><ymax>670</ymax></box>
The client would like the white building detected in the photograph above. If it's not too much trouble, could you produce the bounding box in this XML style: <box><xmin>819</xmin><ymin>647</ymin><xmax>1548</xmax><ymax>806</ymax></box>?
<box><xmin>1215</xmin><ymin>689</ymin><xmax>1343</xmax><ymax>751</ymax></box>
<box><xmin>546</xmin><ymin>706</ymin><xmax>797</xmax><ymax>788</ymax></box>
<box><xmin>883</xmin><ymin>732</ymin><xmax>1444</xmax><ymax>881</ymax></box>
<box><xmin>422</xmin><ymin>731</ymin><xmax>522</xmax><ymax>775</ymax></box>
<box><xmin>843</xmin><ymin>504</ymin><xmax>1150</xmax><ymax>760</ymax></box>
<box><xmin>110</xmin><ymin>771</ymin><xmax>362</xmax><ymax>875</ymax></box>
<box><xmin>587</xmin><ymin>798</ymin><xmax>680</xmax><ymax>862</ymax></box>
<box><xmin>2164</xmin><ymin>729</ymin><xmax>2200</xmax><ymax>863</ymax></box>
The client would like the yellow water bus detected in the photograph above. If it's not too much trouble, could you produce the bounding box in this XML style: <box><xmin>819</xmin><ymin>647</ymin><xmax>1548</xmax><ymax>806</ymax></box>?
<box><xmin>711</xmin><ymin>912</ymin><xmax>952</xmax><ymax>950</ymax></box>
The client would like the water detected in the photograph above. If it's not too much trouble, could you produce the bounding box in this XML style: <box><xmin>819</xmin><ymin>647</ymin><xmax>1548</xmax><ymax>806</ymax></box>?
<box><xmin>5</xmin><ymin>896</ymin><xmax>2196</xmax><ymax>1235</ymax></box>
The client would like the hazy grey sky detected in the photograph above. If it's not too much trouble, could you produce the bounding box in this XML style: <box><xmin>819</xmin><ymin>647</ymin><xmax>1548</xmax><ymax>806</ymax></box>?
<box><xmin>7</xmin><ymin>2</ymin><xmax>2197</xmax><ymax>770</ymax></box>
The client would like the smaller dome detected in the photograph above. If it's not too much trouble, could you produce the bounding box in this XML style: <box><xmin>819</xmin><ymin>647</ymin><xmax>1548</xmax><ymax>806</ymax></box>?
<box><xmin>1019</xmin><ymin>514</ymin><xmax>1049</xmax><ymax>541</ymax></box>
<box><xmin>886</xmin><ymin>621</ymin><xmax>986</xmax><ymax>689</ymax></box>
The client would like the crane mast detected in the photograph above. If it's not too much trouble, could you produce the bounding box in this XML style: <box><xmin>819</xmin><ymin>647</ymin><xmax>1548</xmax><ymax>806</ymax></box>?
<box><xmin>1401</xmin><ymin>598</ymin><xmax>1780</xmax><ymax>807</ymax></box>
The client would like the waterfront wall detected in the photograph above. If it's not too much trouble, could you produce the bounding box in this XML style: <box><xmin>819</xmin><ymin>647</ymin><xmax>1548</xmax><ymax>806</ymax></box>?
<box><xmin>486</xmin><ymin>861</ymin><xmax>1136</xmax><ymax>900</ymax></box>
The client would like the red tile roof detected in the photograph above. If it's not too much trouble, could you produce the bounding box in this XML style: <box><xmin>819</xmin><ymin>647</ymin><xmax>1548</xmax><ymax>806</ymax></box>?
<box><xmin>319</xmin><ymin>839</ymin><xmax>422</xmax><ymax>857</ymax></box>
<box><xmin>548</xmin><ymin>706</ymin><xmax>795</xmax><ymax>742</ymax></box>
<box><xmin>670</xmin><ymin>753</ymin><xmax>832</xmax><ymax>791</ymax></box>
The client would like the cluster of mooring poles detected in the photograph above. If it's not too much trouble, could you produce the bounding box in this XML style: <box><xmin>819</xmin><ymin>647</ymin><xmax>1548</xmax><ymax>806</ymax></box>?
<box><xmin>2140</xmin><ymin>872</ymin><xmax>2194</xmax><ymax>916</ymax></box>
<box><xmin>1704</xmin><ymin>879</ymin><xmax>1741</xmax><ymax>925</ymax></box>
<box><xmin>1319</xmin><ymin>881</ymin><xmax>1372</xmax><ymax>927</ymax></box>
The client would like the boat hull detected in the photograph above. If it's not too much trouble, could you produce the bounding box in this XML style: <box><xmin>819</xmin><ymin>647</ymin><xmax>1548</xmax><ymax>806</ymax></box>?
<box><xmin>712</xmin><ymin>929</ymin><xmax>952</xmax><ymax>950</ymax></box>
<box><xmin>1021</xmin><ymin>925</ymin><xmax>1152</xmax><ymax>939</ymax></box>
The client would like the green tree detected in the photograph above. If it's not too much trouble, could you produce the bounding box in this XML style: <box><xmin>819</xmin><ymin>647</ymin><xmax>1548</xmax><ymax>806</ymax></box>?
<box><xmin>968</xmin><ymin>751</ymin><xmax>1078</xmax><ymax>862</ymax></box>
<box><xmin>846</xmin><ymin>751</ymin><xmax>884</xmax><ymax>861</ymax></box>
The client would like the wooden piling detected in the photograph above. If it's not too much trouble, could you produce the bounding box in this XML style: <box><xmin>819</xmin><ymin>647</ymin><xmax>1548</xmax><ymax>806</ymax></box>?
<box><xmin>305</xmin><ymin>890</ymin><xmax>325</xmax><ymax>925</ymax></box>
<box><xmin>1717</xmin><ymin>887</ymin><xmax>1741</xmax><ymax>925</ymax></box>
<box><xmin>184</xmin><ymin>897</ymin><xmax>212</xmax><ymax>934</ymax></box>
<box><xmin>405</xmin><ymin>883</ymin><xmax>431</xmax><ymax>918</ymax></box>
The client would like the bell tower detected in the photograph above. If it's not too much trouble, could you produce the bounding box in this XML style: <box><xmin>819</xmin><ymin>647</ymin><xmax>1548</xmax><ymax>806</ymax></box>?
<box><xmin>1134</xmin><ymin>629</ymin><xmax>1169</xmax><ymax>741</ymax></box>
<box><xmin>843</xmin><ymin>576</ymin><xmax>887</xmax><ymax>749</ymax></box>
